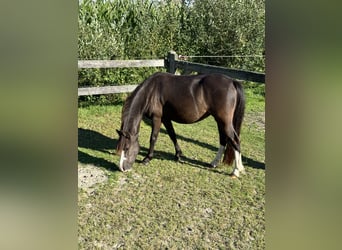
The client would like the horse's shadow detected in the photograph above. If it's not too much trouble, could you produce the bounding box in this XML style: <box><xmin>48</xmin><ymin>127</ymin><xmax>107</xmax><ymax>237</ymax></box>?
<box><xmin>78</xmin><ymin>128</ymin><xmax>116</xmax><ymax>152</ymax></box>
<box><xmin>78</xmin><ymin>127</ymin><xmax>265</xmax><ymax>173</ymax></box>
<box><xmin>78</xmin><ymin>128</ymin><xmax>120</xmax><ymax>171</ymax></box>
<box><xmin>142</xmin><ymin>118</ymin><xmax>265</xmax><ymax>170</ymax></box>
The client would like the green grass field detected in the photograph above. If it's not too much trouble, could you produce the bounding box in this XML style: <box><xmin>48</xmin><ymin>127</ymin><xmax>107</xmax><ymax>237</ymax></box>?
<box><xmin>78</xmin><ymin>82</ymin><xmax>265</xmax><ymax>249</ymax></box>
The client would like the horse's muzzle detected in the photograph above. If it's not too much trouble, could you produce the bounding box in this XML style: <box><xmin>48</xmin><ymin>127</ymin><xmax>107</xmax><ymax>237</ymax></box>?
<box><xmin>119</xmin><ymin>151</ymin><xmax>132</xmax><ymax>172</ymax></box>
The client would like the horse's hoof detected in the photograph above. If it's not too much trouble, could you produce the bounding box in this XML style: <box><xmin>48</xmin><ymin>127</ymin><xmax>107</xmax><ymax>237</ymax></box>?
<box><xmin>175</xmin><ymin>153</ymin><xmax>184</xmax><ymax>161</ymax></box>
<box><xmin>175</xmin><ymin>156</ymin><xmax>182</xmax><ymax>163</ymax></box>
<box><xmin>142</xmin><ymin>157</ymin><xmax>151</xmax><ymax>165</ymax></box>
<box><xmin>208</xmin><ymin>163</ymin><xmax>217</xmax><ymax>168</ymax></box>
<box><xmin>176</xmin><ymin>156</ymin><xmax>186</xmax><ymax>164</ymax></box>
<box><xmin>229</xmin><ymin>173</ymin><xmax>238</xmax><ymax>179</ymax></box>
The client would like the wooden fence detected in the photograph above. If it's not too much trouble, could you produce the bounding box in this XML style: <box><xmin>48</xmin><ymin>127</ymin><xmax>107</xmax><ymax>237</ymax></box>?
<box><xmin>78</xmin><ymin>59</ymin><xmax>164</xmax><ymax>96</ymax></box>
<box><xmin>78</xmin><ymin>51</ymin><xmax>265</xmax><ymax>96</ymax></box>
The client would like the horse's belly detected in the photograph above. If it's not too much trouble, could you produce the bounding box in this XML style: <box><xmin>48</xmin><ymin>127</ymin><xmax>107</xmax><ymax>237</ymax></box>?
<box><xmin>163</xmin><ymin>104</ymin><xmax>209</xmax><ymax>124</ymax></box>
<box><xmin>170</xmin><ymin>113</ymin><xmax>210</xmax><ymax>124</ymax></box>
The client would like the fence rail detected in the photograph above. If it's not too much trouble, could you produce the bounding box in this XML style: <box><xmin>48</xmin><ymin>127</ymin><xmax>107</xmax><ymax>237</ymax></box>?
<box><xmin>78</xmin><ymin>85</ymin><xmax>138</xmax><ymax>96</ymax></box>
<box><xmin>78</xmin><ymin>51</ymin><xmax>265</xmax><ymax>96</ymax></box>
<box><xmin>78</xmin><ymin>59</ymin><xmax>164</xmax><ymax>69</ymax></box>
<box><xmin>176</xmin><ymin>60</ymin><xmax>265</xmax><ymax>83</ymax></box>
<box><xmin>165</xmin><ymin>51</ymin><xmax>265</xmax><ymax>83</ymax></box>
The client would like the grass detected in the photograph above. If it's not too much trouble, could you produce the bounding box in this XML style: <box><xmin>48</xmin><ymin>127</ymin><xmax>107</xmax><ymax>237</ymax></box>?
<box><xmin>78</xmin><ymin>82</ymin><xmax>265</xmax><ymax>249</ymax></box>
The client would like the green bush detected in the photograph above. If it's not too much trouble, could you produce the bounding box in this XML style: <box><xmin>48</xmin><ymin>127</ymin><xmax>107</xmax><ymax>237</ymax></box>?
<box><xmin>78</xmin><ymin>0</ymin><xmax>265</xmax><ymax>105</ymax></box>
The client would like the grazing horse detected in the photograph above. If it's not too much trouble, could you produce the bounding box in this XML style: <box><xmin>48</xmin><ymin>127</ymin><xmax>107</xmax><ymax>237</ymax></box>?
<box><xmin>116</xmin><ymin>72</ymin><xmax>245</xmax><ymax>177</ymax></box>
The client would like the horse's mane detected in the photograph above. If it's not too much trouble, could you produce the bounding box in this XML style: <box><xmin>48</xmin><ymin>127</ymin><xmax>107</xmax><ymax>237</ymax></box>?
<box><xmin>121</xmin><ymin>73</ymin><xmax>162</xmax><ymax>130</ymax></box>
<box><xmin>122</xmin><ymin>82</ymin><xmax>145</xmax><ymax>118</ymax></box>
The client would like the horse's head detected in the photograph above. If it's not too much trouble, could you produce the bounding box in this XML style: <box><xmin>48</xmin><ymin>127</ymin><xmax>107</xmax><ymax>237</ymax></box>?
<box><xmin>116</xmin><ymin>130</ymin><xmax>140</xmax><ymax>172</ymax></box>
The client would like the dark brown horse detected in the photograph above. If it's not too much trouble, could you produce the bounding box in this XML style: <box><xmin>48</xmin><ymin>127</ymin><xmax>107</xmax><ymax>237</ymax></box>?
<box><xmin>116</xmin><ymin>72</ymin><xmax>246</xmax><ymax>177</ymax></box>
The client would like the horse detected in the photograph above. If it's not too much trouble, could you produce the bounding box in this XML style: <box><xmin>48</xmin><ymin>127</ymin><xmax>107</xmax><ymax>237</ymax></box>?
<box><xmin>116</xmin><ymin>72</ymin><xmax>246</xmax><ymax>178</ymax></box>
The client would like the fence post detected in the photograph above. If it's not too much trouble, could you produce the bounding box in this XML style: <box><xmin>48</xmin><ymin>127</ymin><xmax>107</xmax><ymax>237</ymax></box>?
<box><xmin>165</xmin><ymin>50</ymin><xmax>177</xmax><ymax>74</ymax></box>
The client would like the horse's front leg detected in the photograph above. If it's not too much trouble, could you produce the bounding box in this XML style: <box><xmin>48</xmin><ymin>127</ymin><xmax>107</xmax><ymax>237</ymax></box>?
<box><xmin>142</xmin><ymin>116</ymin><xmax>162</xmax><ymax>164</ymax></box>
<box><xmin>162</xmin><ymin>119</ymin><xmax>183</xmax><ymax>162</ymax></box>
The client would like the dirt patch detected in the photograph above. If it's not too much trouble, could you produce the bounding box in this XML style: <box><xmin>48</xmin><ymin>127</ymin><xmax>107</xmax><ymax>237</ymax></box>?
<box><xmin>78</xmin><ymin>163</ymin><xmax>108</xmax><ymax>193</ymax></box>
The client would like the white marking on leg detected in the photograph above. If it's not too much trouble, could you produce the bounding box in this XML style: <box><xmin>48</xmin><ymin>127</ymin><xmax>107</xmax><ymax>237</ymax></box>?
<box><xmin>119</xmin><ymin>151</ymin><xmax>127</xmax><ymax>172</ymax></box>
<box><xmin>210</xmin><ymin>145</ymin><xmax>225</xmax><ymax>167</ymax></box>
<box><xmin>232</xmin><ymin>150</ymin><xmax>245</xmax><ymax>177</ymax></box>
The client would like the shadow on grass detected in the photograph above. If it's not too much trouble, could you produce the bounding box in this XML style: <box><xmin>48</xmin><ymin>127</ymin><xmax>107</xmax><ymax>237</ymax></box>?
<box><xmin>142</xmin><ymin>118</ymin><xmax>265</xmax><ymax>171</ymax></box>
<box><xmin>139</xmin><ymin>145</ymin><xmax>265</xmax><ymax>174</ymax></box>
<box><xmin>78</xmin><ymin>128</ymin><xmax>117</xmax><ymax>152</ymax></box>
<box><xmin>78</xmin><ymin>127</ymin><xmax>264</xmax><ymax>173</ymax></box>
<box><xmin>177</xmin><ymin>155</ymin><xmax>265</xmax><ymax>174</ymax></box>
<box><xmin>78</xmin><ymin>150</ymin><xmax>120</xmax><ymax>171</ymax></box>
<box><xmin>78</xmin><ymin>128</ymin><xmax>120</xmax><ymax>171</ymax></box>
<box><xmin>242</xmin><ymin>156</ymin><xmax>265</xmax><ymax>170</ymax></box>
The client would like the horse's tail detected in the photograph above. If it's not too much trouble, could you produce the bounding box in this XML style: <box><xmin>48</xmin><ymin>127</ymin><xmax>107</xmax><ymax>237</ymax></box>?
<box><xmin>223</xmin><ymin>80</ymin><xmax>245</xmax><ymax>165</ymax></box>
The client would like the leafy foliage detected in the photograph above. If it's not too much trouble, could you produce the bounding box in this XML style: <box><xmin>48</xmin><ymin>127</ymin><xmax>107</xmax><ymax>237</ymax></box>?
<box><xmin>78</xmin><ymin>0</ymin><xmax>265</xmax><ymax>105</ymax></box>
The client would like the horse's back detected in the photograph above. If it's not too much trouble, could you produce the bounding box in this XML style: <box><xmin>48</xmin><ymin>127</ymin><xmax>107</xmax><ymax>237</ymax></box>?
<box><xmin>200</xmin><ymin>74</ymin><xmax>238</xmax><ymax>105</ymax></box>
<box><xmin>149</xmin><ymin>73</ymin><xmax>237</xmax><ymax>123</ymax></box>
<box><xmin>152</xmin><ymin>72</ymin><xmax>235</xmax><ymax>91</ymax></box>
<box><xmin>150</xmin><ymin>72</ymin><xmax>237</xmax><ymax>104</ymax></box>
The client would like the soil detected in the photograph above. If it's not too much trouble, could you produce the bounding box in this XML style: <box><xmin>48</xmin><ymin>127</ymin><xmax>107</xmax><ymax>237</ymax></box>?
<box><xmin>78</xmin><ymin>163</ymin><xmax>109</xmax><ymax>193</ymax></box>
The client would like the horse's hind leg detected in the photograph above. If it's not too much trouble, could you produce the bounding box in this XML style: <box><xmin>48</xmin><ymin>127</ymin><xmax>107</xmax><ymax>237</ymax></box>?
<box><xmin>210</xmin><ymin>145</ymin><xmax>225</xmax><ymax>167</ymax></box>
<box><xmin>162</xmin><ymin>119</ymin><xmax>183</xmax><ymax>161</ymax></box>
<box><xmin>210</xmin><ymin>126</ymin><xmax>227</xmax><ymax>167</ymax></box>
<box><xmin>231</xmin><ymin>148</ymin><xmax>245</xmax><ymax>177</ymax></box>
<box><xmin>226</xmin><ymin>126</ymin><xmax>245</xmax><ymax>177</ymax></box>
<box><xmin>213</xmin><ymin>120</ymin><xmax>245</xmax><ymax>177</ymax></box>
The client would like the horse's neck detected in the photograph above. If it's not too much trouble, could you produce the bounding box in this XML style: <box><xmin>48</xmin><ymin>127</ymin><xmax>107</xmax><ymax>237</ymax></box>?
<box><xmin>124</xmin><ymin>112</ymin><xmax>143</xmax><ymax>136</ymax></box>
<box><xmin>123</xmin><ymin>89</ymin><xmax>148</xmax><ymax>136</ymax></box>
